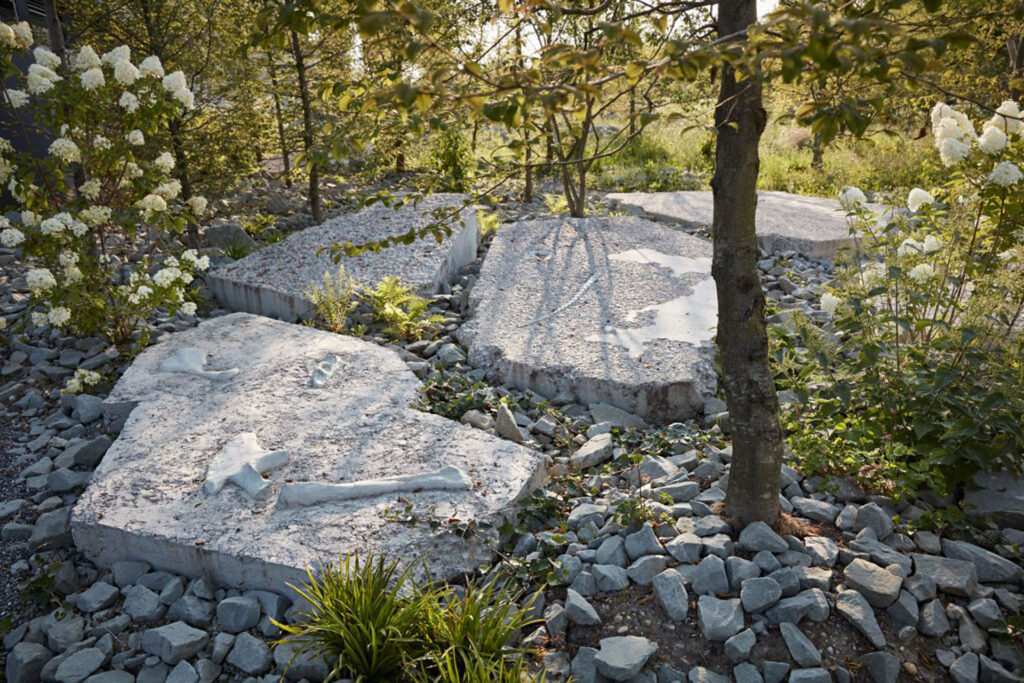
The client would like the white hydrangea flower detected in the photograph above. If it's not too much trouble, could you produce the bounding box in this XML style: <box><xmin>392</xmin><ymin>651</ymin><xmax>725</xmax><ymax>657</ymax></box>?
<box><xmin>92</xmin><ymin>135</ymin><xmax>111</xmax><ymax>150</ymax></box>
<box><xmin>124</xmin><ymin>161</ymin><xmax>143</xmax><ymax>179</ymax></box>
<box><xmin>48</xmin><ymin>137</ymin><xmax>80</xmax><ymax>164</ymax></box>
<box><xmin>118</xmin><ymin>91</ymin><xmax>139</xmax><ymax>112</ymax></box>
<box><xmin>838</xmin><ymin>186</ymin><xmax>867</xmax><ymax>210</ymax></box>
<box><xmin>31</xmin><ymin>311</ymin><xmax>48</xmax><ymax>327</ymax></box>
<box><xmin>909</xmin><ymin>263</ymin><xmax>934</xmax><ymax>283</ymax></box>
<box><xmin>154</xmin><ymin>152</ymin><xmax>175</xmax><ymax>173</ymax></box>
<box><xmin>0</xmin><ymin>227</ymin><xmax>25</xmax><ymax>247</ymax></box>
<box><xmin>186</xmin><ymin>195</ymin><xmax>208</xmax><ymax>215</ymax></box>
<box><xmin>11</xmin><ymin>22</ymin><xmax>33</xmax><ymax>49</ymax></box>
<box><xmin>129</xmin><ymin>284</ymin><xmax>154</xmax><ymax>304</ymax></box>
<box><xmin>164</xmin><ymin>255</ymin><xmax>179</xmax><ymax>268</ymax></box>
<box><xmin>27</xmin><ymin>73</ymin><xmax>52</xmax><ymax>94</ymax></box>
<box><xmin>28</xmin><ymin>65</ymin><xmax>59</xmax><ymax>83</ymax></box>
<box><xmin>0</xmin><ymin>316</ymin><xmax>5</xmax><ymax>331</ymax></box>
<box><xmin>4</xmin><ymin>89</ymin><xmax>28</xmax><ymax>108</ymax></box>
<box><xmin>180</xmin><ymin>301</ymin><xmax>197</xmax><ymax>316</ymax></box>
<box><xmin>137</xmin><ymin>193</ymin><xmax>167</xmax><ymax>214</ymax></box>
<box><xmin>923</xmin><ymin>236</ymin><xmax>942</xmax><ymax>254</ymax></box>
<box><xmin>153</xmin><ymin>266</ymin><xmax>180</xmax><ymax>287</ymax></box>
<box><xmin>80</xmin><ymin>179</ymin><xmax>101</xmax><ymax>200</ymax></box>
<box><xmin>32</xmin><ymin>46</ymin><xmax>61</xmax><ymax>69</ymax></box>
<box><xmin>74</xmin><ymin>45</ymin><xmax>101</xmax><ymax>71</ymax></box>
<box><xmin>0</xmin><ymin>23</ymin><xmax>16</xmax><ymax>49</ymax></box>
<box><xmin>63</xmin><ymin>266</ymin><xmax>82</xmax><ymax>282</ymax></box>
<box><xmin>39</xmin><ymin>217</ymin><xmax>65</xmax><ymax>236</ymax></box>
<box><xmin>897</xmin><ymin>238</ymin><xmax>923</xmax><ymax>256</ymax></box>
<box><xmin>863</xmin><ymin>263</ymin><xmax>887</xmax><ymax>288</ymax></box>
<box><xmin>0</xmin><ymin>157</ymin><xmax>13</xmax><ymax>185</ymax></box>
<box><xmin>80</xmin><ymin>205</ymin><xmax>111</xmax><ymax>226</ymax></box>
<box><xmin>80</xmin><ymin>67</ymin><xmax>105</xmax><ymax>90</ymax></box>
<box><xmin>58</xmin><ymin>251</ymin><xmax>77</xmax><ymax>268</ymax></box>
<box><xmin>173</xmin><ymin>88</ymin><xmax>194</xmax><ymax>109</ymax></box>
<box><xmin>181</xmin><ymin>249</ymin><xmax>199</xmax><ymax>264</ymax></box>
<box><xmin>113</xmin><ymin>59</ymin><xmax>139</xmax><ymax>85</ymax></box>
<box><xmin>820</xmin><ymin>292</ymin><xmax>840</xmax><ymax>315</ymax></box>
<box><xmin>978</xmin><ymin>125</ymin><xmax>1008</xmax><ymax>155</ymax></box>
<box><xmin>154</xmin><ymin>179</ymin><xmax>181</xmax><ymax>199</ymax></box>
<box><xmin>162</xmin><ymin>70</ymin><xmax>187</xmax><ymax>93</ymax></box>
<box><xmin>988</xmin><ymin>161</ymin><xmax>1023</xmax><ymax>187</ymax></box>
<box><xmin>48</xmin><ymin>306</ymin><xmax>70</xmax><ymax>326</ymax></box>
<box><xmin>68</xmin><ymin>220</ymin><xmax>87</xmax><ymax>237</ymax></box>
<box><xmin>938</xmin><ymin>136</ymin><xmax>970</xmax><ymax>166</ymax></box>
<box><xmin>907</xmin><ymin>188</ymin><xmax>934</xmax><ymax>212</ymax></box>
<box><xmin>26</xmin><ymin>267</ymin><xmax>56</xmax><ymax>292</ymax></box>
<box><xmin>20</xmin><ymin>210</ymin><xmax>38</xmax><ymax>226</ymax></box>
<box><xmin>126</xmin><ymin>129</ymin><xmax>145</xmax><ymax>146</ymax></box>
<box><xmin>139</xmin><ymin>55</ymin><xmax>164</xmax><ymax>78</ymax></box>
<box><xmin>987</xmin><ymin>101</ymin><xmax>1024</xmax><ymax>136</ymax></box>
<box><xmin>101</xmin><ymin>45</ymin><xmax>131</xmax><ymax>66</ymax></box>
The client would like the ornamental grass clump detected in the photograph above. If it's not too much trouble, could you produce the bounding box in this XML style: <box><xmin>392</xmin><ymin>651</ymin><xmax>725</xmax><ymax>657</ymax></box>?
<box><xmin>775</xmin><ymin>100</ymin><xmax>1024</xmax><ymax>504</ymax></box>
<box><xmin>0</xmin><ymin>32</ymin><xmax>208</xmax><ymax>345</ymax></box>
<box><xmin>275</xmin><ymin>555</ymin><xmax>542</xmax><ymax>683</ymax></box>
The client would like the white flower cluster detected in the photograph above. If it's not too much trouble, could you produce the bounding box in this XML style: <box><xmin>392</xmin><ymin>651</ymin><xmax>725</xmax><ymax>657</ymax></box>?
<box><xmin>0</xmin><ymin>21</ymin><xmax>33</xmax><ymax>51</ymax></box>
<box><xmin>26</xmin><ymin>267</ymin><xmax>56</xmax><ymax>293</ymax></box>
<box><xmin>838</xmin><ymin>186</ymin><xmax>867</xmax><ymax>210</ymax></box>
<box><xmin>181</xmin><ymin>249</ymin><xmax>210</xmax><ymax>271</ymax></box>
<box><xmin>906</xmin><ymin>188</ymin><xmax>934</xmax><ymax>212</ymax></box>
<box><xmin>62</xmin><ymin>368</ymin><xmax>102</xmax><ymax>395</ymax></box>
<box><xmin>186</xmin><ymin>195</ymin><xmax>208</xmax><ymax>216</ymax></box>
<box><xmin>36</xmin><ymin>211</ymin><xmax>87</xmax><ymax>238</ymax></box>
<box><xmin>161</xmin><ymin>70</ymin><xmax>194</xmax><ymax>108</ymax></box>
<box><xmin>49</xmin><ymin>136</ymin><xmax>80</xmax><ymax>164</ymax></box>
<box><xmin>931</xmin><ymin>101</ymin><xmax>1022</xmax><ymax>185</ymax></box>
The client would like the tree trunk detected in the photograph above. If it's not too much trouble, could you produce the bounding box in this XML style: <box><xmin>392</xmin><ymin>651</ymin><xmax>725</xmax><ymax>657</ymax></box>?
<box><xmin>290</xmin><ymin>30</ymin><xmax>321</xmax><ymax>223</ymax></box>
<box><xmin>1009</xmin><ymin>36</ymin><xmax>1024</xmax><ymax>102</ymax></box>
<box><xmin>629</xmin><ymin>87</ymin><xmax>637</xmax><ymax>137</ymax></box>
<box><xmin>712</xmin><ymin>0</ymin><xmax>784</xmax><ymax>528</ymax></box>
<box><xmin>811</xmin><ymin>132</ymin><xmax>823</xmax><ymax>170</ymax></box>
<box><xmin>267</xmin><ymin>55</ymin><xmax>292</xmax><ymax>188</ymax></box>
<box><xmin>524</xmin><ymin>141</ymin><xmax>533</xmax><ymax>203</ymax></box>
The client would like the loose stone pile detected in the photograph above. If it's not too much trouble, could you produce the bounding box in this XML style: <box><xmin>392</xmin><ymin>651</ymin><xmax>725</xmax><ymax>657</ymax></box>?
<box><xmin>3</xmin><ymin>191</ymin><xmax>1024</xmax><ymax>683</ymax></box>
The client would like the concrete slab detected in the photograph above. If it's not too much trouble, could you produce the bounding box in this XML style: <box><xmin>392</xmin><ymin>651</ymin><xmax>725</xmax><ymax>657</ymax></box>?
<box><xmin>607</xmin><ymin>190</ymin><xmax>862</xmax><ymax>260</ymax></box>
<box><xmin>457</xmin><ymin>217</ymin><xmax>718</xmax><ymax>423</ymax></box>
<box><xmin>207</xmin><ymin>194</ymin><xmax>479</xmax><ymax>321</ymax></box>
<box><xmin>73</xmin><ymin>313</ymin><xmax>546</xmax><ymax>592</ymax></box>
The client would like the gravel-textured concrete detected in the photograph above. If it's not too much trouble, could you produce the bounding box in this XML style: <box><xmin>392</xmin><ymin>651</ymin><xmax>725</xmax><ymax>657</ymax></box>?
<box><xmin>458</xmin><ymin>216</ymin><xmax>717</xmax><ymax>422</ymax></box>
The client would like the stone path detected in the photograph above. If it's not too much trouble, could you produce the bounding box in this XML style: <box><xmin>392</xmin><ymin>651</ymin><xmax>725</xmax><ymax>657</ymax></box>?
<box><xmin>607</xmin><ymin>190</ymin><xmax>865</xmax><ymax>260</ymax></box>
<box><xmin>74</xmin><ymin>313</ymin><xmax>546</xmax><ymax>591</ymax></box>
<box><xmin>207</xmin><ymin>194</ymin><xmax>479</xmax><ymax>321</ymax></box>
<box><xmin>458</xmin><ymin>216</ymin><xmax>718</xmax><ymax>423</ymax></box>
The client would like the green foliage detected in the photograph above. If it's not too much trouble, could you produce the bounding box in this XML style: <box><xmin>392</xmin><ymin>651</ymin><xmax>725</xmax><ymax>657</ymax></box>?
<box><xmin>416</xmin><ymin>373</ymin><xmax>493</xmax><ymax>420</ymax></box>
<box><xmin>276</xmin><ymin>556</ymin><xmax>540</xmax><ymax>683</ymax></box>
<box><xmin>305</xmin><ymin>266</ymin><xmax>358</xmax><ymax>334</ymax></box>
<box><xmin>476</xmin><ymin>210</ymin><xmax>501</xmax><ymax>237</ymax></box>
<box><xmin>360</xmin><ymin>276</ymin><xmax>443</xmax><ymax>341</ymax></box>
<box><xmin>431</xmin><ymin>125</ymin><xmax>474</xmax><ymax>192</ymax></box>
<box><xmin>776</xmin><ymin>104</ymin><xmax>1024</xmax><ymax>499</ymax></box>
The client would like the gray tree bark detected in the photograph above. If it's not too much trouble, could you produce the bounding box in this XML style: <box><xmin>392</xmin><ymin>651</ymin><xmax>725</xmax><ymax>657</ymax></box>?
<box><xmin>712</xmin><ymin>0</ymin><xmax>785</xmax><ymax>527</ymax></box>
<box><xmin>290</xmin><ymin>29</ymin><xmax>322</xmax><ymax>224</ymax></box>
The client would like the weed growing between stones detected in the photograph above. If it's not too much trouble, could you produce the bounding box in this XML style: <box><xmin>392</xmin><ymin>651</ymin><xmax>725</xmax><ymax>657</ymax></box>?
<box><xmin>305</xmin><ymin>266</ymin><xmax>358</xmax><ymax>334</ymax></box>
<box><xmin>275</xmin><ymin>555</ymin><xmax>541</xmax><ymax>682</ymax></box>
<box><xmin>360</xmin><ymin>276</ymin><xmax>446</xmax><ymax>341</ymax></box>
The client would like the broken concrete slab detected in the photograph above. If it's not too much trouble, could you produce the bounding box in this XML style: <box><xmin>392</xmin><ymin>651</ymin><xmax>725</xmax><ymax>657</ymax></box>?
<box><xmin>207</xmin><ymin>194</ymin><xmax>479</xmax><ymax>322</ymax></box>
<box><xmin>457</xmin><ymin>216</ymin><xmax>717</xmax><ymax>423</ymax></box>
<box><xmin>606</xmin><ymin>190</ymin><xmax>865</xmax><ymax>260</ymax></box>
<box><xmin>73</xmin><ymin>313</ymin><xmax>546</xmax><ymax>593</ymax></box>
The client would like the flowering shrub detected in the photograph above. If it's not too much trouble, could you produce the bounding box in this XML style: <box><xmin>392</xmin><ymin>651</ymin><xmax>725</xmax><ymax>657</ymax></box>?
<box><xmin>0</xmin><ymin>29</ymin><xmax>209</xmax><ymax>345</ymax></box>
<box><xmin>776</xmin><ymin>101</ymin><xmax>1024</xmax><ymax>502</ymax></box>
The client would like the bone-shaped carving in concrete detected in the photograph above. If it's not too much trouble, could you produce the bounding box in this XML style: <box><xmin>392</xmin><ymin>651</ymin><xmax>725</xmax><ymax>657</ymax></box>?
<box><xmin>160</xmin><ymin>347</ymin><xmax>240</xmax><ymax>381</ymax></box>
<box><xmin>309</xmin><ymin>354</ymin><xmax>341</xmax><ymax>388</ymax></box>
<box><xmin>203</xmin><ymin>432</ymin><xmax>290</xmax><ymax>499</ymax></box>
<box><xmin>277</xmin><ymin>465</ymin><xmax>473</xmax><ymax>507</ymax></box>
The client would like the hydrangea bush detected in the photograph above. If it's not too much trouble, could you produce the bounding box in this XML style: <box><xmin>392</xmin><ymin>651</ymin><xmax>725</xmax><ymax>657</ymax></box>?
<box><xmin>0</xmin><ymin>28</ymin><xmax>209</xmax><ymax>345</ymax></box>
<box><xmin>776</xmin><ymin>101</ymin><xmax>1024</xmax><ymax>505</ymax></box>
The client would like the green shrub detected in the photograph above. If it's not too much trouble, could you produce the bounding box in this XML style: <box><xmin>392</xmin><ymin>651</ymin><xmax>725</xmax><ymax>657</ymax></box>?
<box><xmin>360</xmin><ymin>276</ymin><xmax>445</xmax><ymax>341</ymax></box>
<box><xmin>775</xmin><ymin>101</ymin><xmax>1024</xmax><ymax>501</ymax></box>
<box><xmin>276</xmin><ymin>556</ymin><xmax>541</xmax><ymax>683</ymax></box>
<box><xmin>432</xmin><ymin>125</ymin><xmax>474</xmax><ymax>192</ymax></box>
<box><xmin>305</xmin><ymin>266</ymin><xmax>358</xmax><ymax>334</ymax></box>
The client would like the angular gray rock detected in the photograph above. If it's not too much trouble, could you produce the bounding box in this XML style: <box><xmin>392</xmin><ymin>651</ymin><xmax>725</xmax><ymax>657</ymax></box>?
<box><xmin>7</xmin><ymin>642</ymin><xmax>54</xmax><ymax>683</ymax></box>
<box><xmin>653</xmin><ymin>569</ymin><xmax>689</xmax><ymax>621</ymax></box>
<box><xmin>741</xmin><ymin>577</ymin><xmax>782</xmax><ymax>613</ymax></box>
<box><xmin>594</xmin><ymin>636</ymin><xmax>658</xmax><ymax>680</ymax></box>
<box><xmin>779</xmin><ymin>623</ymin><xmax>821</xmax><ymax>667</ymax></box>
<box><xmin>911</xmin><ymin>553</ymin><xmax>978</xmax><ymax>597</ymax></box>
<box><xmin>593</xmin><ymin>564</ymin><xmax>630</xmax><ymax>592</ymax></box>
<box><xmin>843</xmin><ymin>559</ymin><xmax>902</xmax><ymax>608</ymax></box>
<box><xmin>941</xmin><ymin>539</ymin><xmax>1024</xmax><ymax>583</ymax></box>
<box><xmin>950</xmin><ymin>652</ymin><xmax>979</xmax><ymax>683</ymax></box>
<box><xmin>788</xmin><ymin>669</ymin><xmax>831</xmax><ymax>683</ymax></box>
<box><xmin>123</xmin><ymin>585</ymin><xmax>165</xmax><ymax>623</ymax></box>
<box><xmin>697</xmin><ymin>596</ymin><xmax>744</xmax><ymax>641</ymax></box>
<box><xmin>216</xmin><ymin>596</ymin><xmax>261</xmax><ymax>633</ymax></box>
<box><xmin>225</xmin><ymin>633</ymin><xmax>271</xmax><ymax>676</ymax></box>
<box><xmin>572</xmin><ymin>434</ymin><xmax>615</xmax><ymax>469</ymax></box>
<box><xmin>666</xmin><ymin>533</ymin><xmax>702</xmax><ymax>564</ymax></box>
<box><xmin>28</xmin><ymin>506</ymin><xmax>73</xmax><ymax>550</ymax></box>
<box><xmin>692</xmin><ymin>555</ymin><xmax>729</xmax><ymax>597</ymax></box>
<box><xmin>835</xmin><ymin>590</ymin><xmax>886</xmax><ymax>648</ymax></box>
<box><xmin>803</xmin><ymin>537</ymin><xmax>838</xmax><ymax>567</ymax></box>
<box><xmin>858</xmin><ymin>652</ymin><xmax>899</xmax><ymax>683</ymax></box>
<box><xmin>55</xmin><ymin>649</ymin><xmax>106</xmax><ymax>683</ymax></box>
<box><xmin>852</xmin><ymin>502</ymin><xmax>893</xmax><ymax>539</ymax></box>
<box><xmin>76</xmin><ymin>582</ymin><xmax>120</xmax><ymax>613</ymax></box>
<box><xmin>141</xmin><ymin>622</ymin><xmax>209</xmax><ymax>665</ymax></box>
<box><xmin>624</xmin><ymin>524</ymin><xmax>665</xmax><ymax>560</ymax></box>
<box><xmin>917</xmin><ymin>598</ymin><xmax>950</xmax><ymax>637</ymax></box>
<box><xmin>724</xmin><ymin>629</ymin><xmax>756</xmax><ymax>663</ymax></box>
<box><xmin>738</xmin><ymin>521</ymin><xmax>788</xmax><ymax>553</ymax></box>
<box><xmin>628</xmin><ymin>556</ymin><xmax>669</xmax><ymax>585</ymax></box>
<box><xmin>565</xmin><ymin>588</ymin><xmax>601</xmax><ymax>626</ymax></box>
